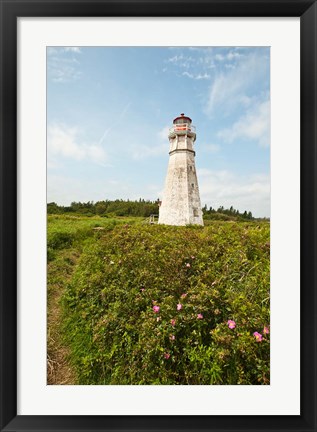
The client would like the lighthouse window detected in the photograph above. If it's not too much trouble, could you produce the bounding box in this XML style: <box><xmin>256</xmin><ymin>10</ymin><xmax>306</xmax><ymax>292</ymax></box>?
<box><xmin>189</xmin><ymin>166</ymin><xmax>192</xmax><ymax>170</ymax></box>
<box><xmin>191</xmin><ymin>183</ymin><xmax>195</xmax><ymax>188</ymax></box>
<box><xmin>193</xmin><ymin>208</ymin><xmax>199</xmax><ymax>217</ymax></box>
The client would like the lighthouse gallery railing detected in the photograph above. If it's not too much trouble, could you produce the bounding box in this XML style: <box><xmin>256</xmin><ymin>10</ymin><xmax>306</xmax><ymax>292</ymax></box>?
<box><xmin>169</xmin><ymin>124</ymin><xmax>196</xmax><ymax>134</ymax></box>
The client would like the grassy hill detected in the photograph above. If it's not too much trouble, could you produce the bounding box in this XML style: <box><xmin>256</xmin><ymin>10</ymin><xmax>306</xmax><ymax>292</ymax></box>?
<box><xmin>48</xmin><ymin>215</ymin><xmax>270</xmax><ymax>385</ymax></box>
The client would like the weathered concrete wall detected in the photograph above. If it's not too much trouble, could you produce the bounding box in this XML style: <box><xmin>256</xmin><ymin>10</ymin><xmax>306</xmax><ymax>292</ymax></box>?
<box><xmin>159</xmin><ymin>133</ymin><xmax>203</xmax><ymax>226</ymax></box>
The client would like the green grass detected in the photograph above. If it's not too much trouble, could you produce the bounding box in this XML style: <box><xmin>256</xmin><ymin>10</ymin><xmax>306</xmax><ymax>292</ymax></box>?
<box><xmin>47</xmin><ymin>214</ymin><xmax>144</xmax><ymax>383</ymax></box>
<box><xmin>52</xmin><ymin>217</ymin><xmax>270</xmax><ymax>385</ymax></box>
<box><xmin>47</xmin><ymin>214</ymin><xmax>143</xmax><ymax>261</ymax></box>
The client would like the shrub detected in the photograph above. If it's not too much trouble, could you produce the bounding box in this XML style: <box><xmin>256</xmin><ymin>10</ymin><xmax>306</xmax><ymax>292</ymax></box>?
<box><xmin>62</xmin><ymin>221</ymin><xmax>270</xmax><ymax>385</ymax></box>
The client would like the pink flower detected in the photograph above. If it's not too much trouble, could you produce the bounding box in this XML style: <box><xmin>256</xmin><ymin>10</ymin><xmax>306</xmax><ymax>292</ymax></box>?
<box><xmin>263</xmin><ymin>326</ymin><xmax>270</xmax><ymax>334</ymax></box>
<box><xmin>181</xmin><ymin>293</ymin><xmax>187</xmax><ymax>298</ymax></box>
<box><xmin>191</xmin><ymin>256</ymin><xmax>195</xmax><ymax>260</ymax></box>
<box><xmin>153</xmin><ymin>305</ymin><xmax>160</xmax><ymax>313</ymax></box>
<box><xmin>197</xmin><ymin>314</ymin><xmax>203</xmax><ymax>319</ymax></box>
<box><xmin>177</xmin><ymin>303</ymin><xmax>182</xmax><ymax>311</ymax></box>
<box><xmin>169</xmin><ymin>334</ymin><xmax>175</xmax><ymax>341</ymax></box>
<box><xmin>253</xmin><ymin>331</ymin><xmax>263</xmax><ymax>342</ymax></box>
<box><xmin>227</xmin><ymin>320</ymin><xmax>236</xmax><ymax>329</ymax></box>
<box><xmin>185</xmin><ymin>263</ymin><xmax>191</xmax><ymax>268</ymax></box>
<box><xmin>164</xmin><ymin>353</ymin><xmax>170</xmax><ymax>359</ymax></box>
<box><xmin>170</xmin><ymin>319</ymin><xmax>176</xmax><ymax>326</ymax></box>
<box><xmin>140</xmin><ymin>288</ymin><xmax>145</xmax><ymax>292</ymax></box>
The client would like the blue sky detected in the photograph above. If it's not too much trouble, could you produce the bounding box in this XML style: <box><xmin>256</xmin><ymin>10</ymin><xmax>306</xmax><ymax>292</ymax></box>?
<box><xmin>47</xmin><ymin>46</ymin><xmax>270</xmax><ymax>217</ymax></box>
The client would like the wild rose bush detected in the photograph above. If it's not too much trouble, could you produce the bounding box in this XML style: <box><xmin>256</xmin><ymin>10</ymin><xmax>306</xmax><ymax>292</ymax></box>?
<box><xmin>62</xmin><ymin>221</ymin><xmax>270</xmax><ymax>385</ymax></box>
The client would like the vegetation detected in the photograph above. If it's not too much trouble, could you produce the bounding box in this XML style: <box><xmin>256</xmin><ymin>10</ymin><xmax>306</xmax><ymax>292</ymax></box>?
<box><xmin>47</xmin><ymin>214</ymin><xmax>143</xmax><ymax>262</ymax></box>
<box><xmin>47</xmin><ymin>247</ymin><xmax>78</xmax><ymax>384</ymax></box>
<box><xmin>202</xmin><ymin>205</ymin><xmax>255</xmax><ymax>221</ymax></box>
<box><xmin>47</xmin><ymin>213</ymin><xmax>270</xmax><ymax>385</ymax></box>
<box><xmin>47</xmin><ymin>199</ymin><xmax>159</xmax><ymax>218</ymax></box>
<box><xmin>47</xmin><ymin>201</ymin><xmax>269</xmax><ymax>222</ymax></box>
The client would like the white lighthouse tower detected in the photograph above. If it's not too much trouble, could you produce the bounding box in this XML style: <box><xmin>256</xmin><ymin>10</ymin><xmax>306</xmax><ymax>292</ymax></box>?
<box><xmin>158</xmin><ymin>114</ymin><xmax>203</xmax><ymax>226</ymax></box>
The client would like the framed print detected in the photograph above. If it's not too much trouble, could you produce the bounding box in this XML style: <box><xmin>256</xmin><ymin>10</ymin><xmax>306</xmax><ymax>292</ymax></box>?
<box><xmin>0</xmin><ymin>1</ymin><xmax>316</xmax><ymax>431</ymax></box>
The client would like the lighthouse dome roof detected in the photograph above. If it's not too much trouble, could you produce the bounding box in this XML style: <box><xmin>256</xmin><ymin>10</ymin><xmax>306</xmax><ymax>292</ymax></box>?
<box><xmin>173</xmin><ymin>113</ymin><xmax>192</xmax><ymax>124</ymax></box>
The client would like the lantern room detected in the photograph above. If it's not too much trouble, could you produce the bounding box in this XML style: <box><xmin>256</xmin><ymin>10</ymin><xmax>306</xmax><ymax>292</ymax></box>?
<box><xmin>168</xmin><ymin>113</ymin><xmax>196</xmax><ymax>141</ymax></box>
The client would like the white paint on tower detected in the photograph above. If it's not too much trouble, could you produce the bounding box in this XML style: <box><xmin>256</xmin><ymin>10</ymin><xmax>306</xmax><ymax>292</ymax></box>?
<box><xmin>158</xmin><ymin>114</ymin><xmax>204</xmax><ymax>226</ymax></box>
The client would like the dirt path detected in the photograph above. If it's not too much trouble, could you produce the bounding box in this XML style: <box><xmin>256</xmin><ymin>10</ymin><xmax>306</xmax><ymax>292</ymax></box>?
<box><xmin>47</xmin><ymin>249</ymin><xmax>79</xmax><ymax>384</ymax></box>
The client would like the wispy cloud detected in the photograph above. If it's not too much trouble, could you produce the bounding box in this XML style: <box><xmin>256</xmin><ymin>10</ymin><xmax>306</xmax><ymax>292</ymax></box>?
<box><xmin>206</xmin><ymin>49</ymin><xmax>269</xmax><ymax>117</ymax></box>
<box><xmin>182</xmin><ymin>71</ymin><xmax>211</xmax><ymax>80</ymax></box>
<box><xmin>215</xmin><ymin>53</ymin><xmax>225</xmax><ymax>61</ymax></box>
<box><xmin>98</xmin><ymin>102</ymin><xmax>132</xmax><ymax>145</ymax></box>
<box><xmin>47</xmin><ymin>47</ymin><xmax>82</xmax><ymax>83</ymax></box>
<box><xmin>227</xmin><ymin>50</ymin><xmax>243</xmax><ymax>61</ymax></box>
<box><xmin>130</xmin><ymin>125</ymin><xmax>170</xmax><ymax>160</ymax></box>
<box><xmin>48</xmin><ymin>123</ymin><xmax>108</xmax><ymax>166</ymax></box>
<box><xmin>167</xmin><ymin>53</ymin><xmax>194</xmax><ymax>62</ymax></box>
<box><xmin>47</xmin><ymin>174</ymin><xmax>121</xmax><ymax>205</ymax></box>
<box><xmin>64</xmin><ymin>47</ymin><xmax>81</xmax><ymax>53</ymax></box>
<box><xmin>198</xmin><ymin>168</ymin><xmax>270</xmax><ymax>217</ymax></box>
<box><xmin>165</xmin><ymin>48</ymin><xmax>215</xmax><ymax>80</ymax></box>
<box><xmin>163</xmin><ymin>47</ymin><xmax>254</xmax><ymax>88</ymax></box>
<box><xmin>48</xmin><ymin>59</ymin><xmax>82</xmax><ymax>83</ymax></box>
<box><xmin>215</xmin><ymin>51</ymin><xmax>244</xmax><ymax>62</ymax></box>
<box><xmin>47</xmin><ymin>47</ymin><xmax>81</xmax><ymax>55</ymax></box>
<box><xmin>158</xmin><ymin>126</ymin><xmax>170</xmax><ymax>141</ymax></box>
<box><xmin>164</xmin><ymin>47</ymin><xmax>251</xmax><ymax>86</ymax></box>
<box><xmin>217</xmin><ymin>99</ymin><xmax>270</xmax><ymax>147</ymax></box>
<box><xmin>48</xmin><ymin>173</ymin><xmax>162</xmax><ymax>205</ymax></box>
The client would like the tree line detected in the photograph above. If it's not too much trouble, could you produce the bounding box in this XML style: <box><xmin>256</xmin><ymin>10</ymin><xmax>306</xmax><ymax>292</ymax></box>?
<box><xmin>202</xmin><ymin>205</ymin><xmax>254</xmax><ymax>221</ymax></box>
<box><xmin>47</xmin><ymin>199</ymin><xmax>159</xmax><ymax>218</ymax></box>
<box><xmin>47</xmin><ymin>200</ymin><xmax>265</xmax><ymax>221</ymax></box>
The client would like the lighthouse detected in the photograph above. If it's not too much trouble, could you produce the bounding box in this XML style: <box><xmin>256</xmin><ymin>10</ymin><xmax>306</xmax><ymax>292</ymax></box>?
<box><xmin>158</xmin><ymin>114</ymin><xmax>204</xmax><ymax>226</ymax></box>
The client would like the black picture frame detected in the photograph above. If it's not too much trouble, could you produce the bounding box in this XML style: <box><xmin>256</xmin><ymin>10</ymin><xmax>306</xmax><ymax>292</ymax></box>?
<box><xmin>1</xmin><ymin>1</ymin><xmax>316</xmax><ymax>431</ymax></box>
